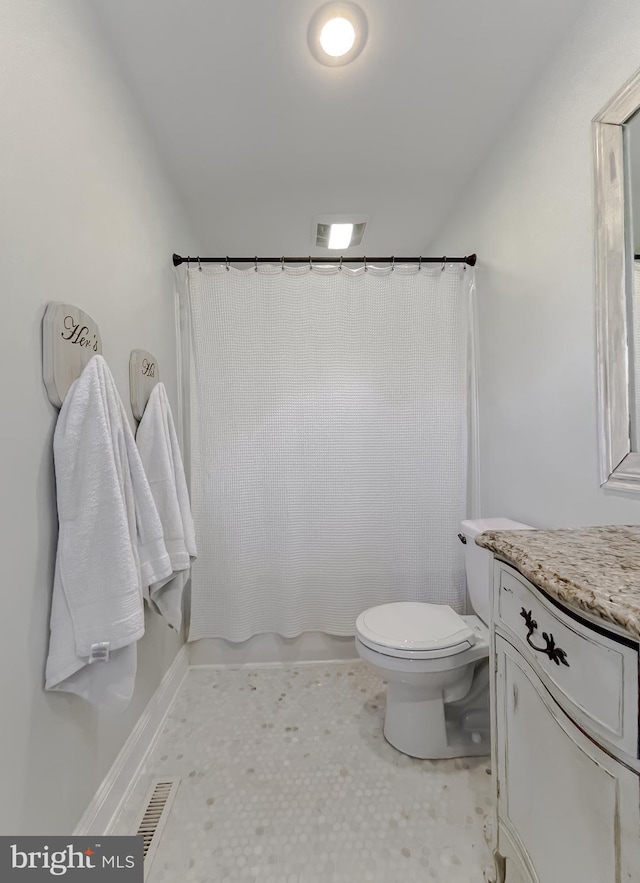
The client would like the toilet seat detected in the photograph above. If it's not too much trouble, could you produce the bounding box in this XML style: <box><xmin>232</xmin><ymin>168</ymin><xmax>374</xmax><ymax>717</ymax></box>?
<box><xmin>355</xmin><ymin>602</ymin><xmax>476</xmax><ymax>659</ymax></box>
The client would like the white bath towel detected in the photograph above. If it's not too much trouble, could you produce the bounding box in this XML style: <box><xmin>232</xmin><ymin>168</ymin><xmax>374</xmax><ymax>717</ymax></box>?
<box><xmin>136</xmin><ymin>382</ymin><xmax>196</xmax><ymax>631</ymax></box>
<box><xmin>45</xmin><ymin>355</ymin><xmax>172</xmax><ymax>710</ymax></box>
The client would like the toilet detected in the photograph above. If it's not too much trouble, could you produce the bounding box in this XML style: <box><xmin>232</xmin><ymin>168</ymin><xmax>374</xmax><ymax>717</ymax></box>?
<box><xmin>355</xmin><ymin>517</ymin><xmax>533</xmax><ymax>759</ymax></box>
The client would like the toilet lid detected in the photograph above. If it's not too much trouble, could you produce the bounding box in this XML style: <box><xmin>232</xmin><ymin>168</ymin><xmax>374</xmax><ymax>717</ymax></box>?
<box><xmin>355</xmin><ymin>602</ymin><xmax>476</xmax><ymax>654</ymax></box>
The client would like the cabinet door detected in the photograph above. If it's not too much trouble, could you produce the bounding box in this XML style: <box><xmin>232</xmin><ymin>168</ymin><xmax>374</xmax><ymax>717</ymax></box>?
<box><xmin>495</xmin><ymin>636</ymin><xmax>639</xmax><ymax>883</ymax></box>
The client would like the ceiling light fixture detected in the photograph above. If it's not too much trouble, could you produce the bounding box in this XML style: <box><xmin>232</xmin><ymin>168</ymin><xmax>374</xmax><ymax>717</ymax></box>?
<box><xmin>327</xmin><ymin>223</ymin><xmax>354</xmax><ymax>249</ymax></box>
<box><xmin>320</xmin><ymin>18</ymin><xmax>356</xmax><ymax>57</ymax></box>
<box><xmin>308</xmin><ymin>2</ymin><xmax>368</xmax><ymax>67</ymax></box>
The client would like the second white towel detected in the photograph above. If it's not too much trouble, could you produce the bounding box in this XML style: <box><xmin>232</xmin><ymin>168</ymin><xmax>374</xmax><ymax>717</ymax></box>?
<box><xmin>136</xmin><ymin>382</ymin><xmax>196</xmax><ymax>630</ymax></box>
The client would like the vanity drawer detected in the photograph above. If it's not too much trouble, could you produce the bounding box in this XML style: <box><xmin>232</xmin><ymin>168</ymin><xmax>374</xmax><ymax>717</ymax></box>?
<box><xmin>494</xmin><ymin>563</ymin><xmax>638</xmax><ymax>758</ymax></box>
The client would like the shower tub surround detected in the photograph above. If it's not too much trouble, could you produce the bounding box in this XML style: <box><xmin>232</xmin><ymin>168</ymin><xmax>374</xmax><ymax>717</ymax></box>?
<box><xmin>113</xmin><ymin>661</ymin><xmax>493</xmax><ymax>882</ymax></box>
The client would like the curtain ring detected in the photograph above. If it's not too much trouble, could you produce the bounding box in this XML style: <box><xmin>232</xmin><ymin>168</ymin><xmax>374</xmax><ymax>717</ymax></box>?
<box><xmin>364</xmin><ymin>256</ymin><xmax>368</xmax><ymax>272</ymax></box>
<box><xmin>197</xmin><ymin>256</ymin><xmax>202</xmax><ymax>272</ymax></box>
<box><xmin>418</xmin><ymin>256</ymin><xmax>422</xmax><ymax>272</ymax></box>
<box><xmin>281</xmin><ymin>256</ymin><xmax>285</xmax><ymax>272</ymax></box>
<box><xmin>309</xmin><ymin>255</ymin><xmax>312</xmax><ymax>271</ymax></box>
<box><xmin>441</xmin><ymin>256</ymin><xmax>446</xmax><ymax>272</ymax></box>
<box><xmin>186</xmin><ymin>256</ymin><xmax>191</xmax><ymax>270</ymax></box>
<box><xmin>339</xmin><ymin>255</ymin><xmax>343</xmax><ymax>271</ymax></box>
<box><xmin>225</xmin><ymin>256</ymin><xmax>230</xmax><ymax>271</ymax></box>
<box><xmin>254</xmin><ymin>256</ymin><xmax>258</xmax><ymax>272</ymax></box>
<box><xmin>390</xmin><ymin>255</ymin><xmax>395</xmax><ymax>272</ymax></box>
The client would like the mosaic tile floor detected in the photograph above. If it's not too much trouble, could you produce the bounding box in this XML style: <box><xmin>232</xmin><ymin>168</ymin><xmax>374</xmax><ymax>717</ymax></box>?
<box><xmin>114</xmin><ymin>661</ymin><xmax>494</xmax><ymax>882</ymax></box>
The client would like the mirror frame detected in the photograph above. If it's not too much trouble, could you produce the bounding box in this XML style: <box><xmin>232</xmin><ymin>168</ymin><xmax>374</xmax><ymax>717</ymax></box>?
<box><xmin>594</xmin><ymin>66</ymin><xmax>640</xmax><ymax>493</ymax></box>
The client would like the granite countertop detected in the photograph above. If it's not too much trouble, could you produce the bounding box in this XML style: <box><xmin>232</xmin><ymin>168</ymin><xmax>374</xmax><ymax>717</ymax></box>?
<box><xmin>475</xmin><ymin>525</ymin><xmax>640</xmax><ymax>640</ymax></box>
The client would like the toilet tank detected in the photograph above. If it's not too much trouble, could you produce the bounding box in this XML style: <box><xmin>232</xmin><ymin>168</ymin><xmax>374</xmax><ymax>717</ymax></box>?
<box><xmin>460</xmin><ymin>518</ymin><xmax>534</xmax><ymax>625</ymax></box>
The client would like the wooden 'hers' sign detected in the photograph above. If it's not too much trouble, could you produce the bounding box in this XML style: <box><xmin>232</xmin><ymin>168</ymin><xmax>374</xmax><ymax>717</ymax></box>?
<box><xmin>42</xmin><ymin>302</ymin><xmax>102</xmax><ymax>408</ymax></box>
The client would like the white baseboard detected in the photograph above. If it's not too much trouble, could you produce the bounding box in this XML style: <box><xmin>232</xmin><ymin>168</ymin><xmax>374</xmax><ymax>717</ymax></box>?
<box><xmin>73</xmin><ymin>645</ymin><xmax>189</xmax><ymax>836</ymax></box>
<box><xmin>189</xmin><ymin>658</ymin><xmax>361</xmax><ymax>671</ymax></box>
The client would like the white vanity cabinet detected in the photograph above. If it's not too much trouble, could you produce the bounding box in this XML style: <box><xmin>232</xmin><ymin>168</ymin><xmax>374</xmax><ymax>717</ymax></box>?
<box><xmin>490</xmin><ymin>562</ymin><xmax>640</xmax><ymax>883</ymax></box>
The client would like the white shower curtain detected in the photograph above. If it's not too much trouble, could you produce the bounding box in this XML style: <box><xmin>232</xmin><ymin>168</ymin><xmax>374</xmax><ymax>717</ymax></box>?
<box><xmin>183</xmin><ymin>262</ymin><xmax>474</xmax><ymax>642</ymax></box>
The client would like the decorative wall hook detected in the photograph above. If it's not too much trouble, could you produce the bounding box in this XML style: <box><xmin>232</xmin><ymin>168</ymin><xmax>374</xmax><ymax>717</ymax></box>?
<box><xmin>130</xmin><ymin>349</ymin><xmax>160</xmax><ymax>421</ymax></box>
<box><xmin>42</xmin><ymin>302</ymin><xmax>102</xmax><ymax>408</ymax></box>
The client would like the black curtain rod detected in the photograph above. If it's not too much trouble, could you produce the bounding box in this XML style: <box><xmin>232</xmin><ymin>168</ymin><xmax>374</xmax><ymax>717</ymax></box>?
<box><xmin>173</xmin><ymin>253</ymin><xmax>477</xmax><ymax>268</ymax></box>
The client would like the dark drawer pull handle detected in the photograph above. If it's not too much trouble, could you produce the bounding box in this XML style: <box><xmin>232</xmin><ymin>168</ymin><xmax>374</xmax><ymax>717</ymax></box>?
<box><xmin>520</xmin><ymin>608</ymin><xmax>570</xmax><ymax>667</ymax></box>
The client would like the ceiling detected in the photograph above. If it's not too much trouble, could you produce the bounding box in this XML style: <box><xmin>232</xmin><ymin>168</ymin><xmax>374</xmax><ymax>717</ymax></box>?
<box><xmin>87</xmin><ymin>0</ymin><xmax>588</xmax><ymax>258</ymax></box>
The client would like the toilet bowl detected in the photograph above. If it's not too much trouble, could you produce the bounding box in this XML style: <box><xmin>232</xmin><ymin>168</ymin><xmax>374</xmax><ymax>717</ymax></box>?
<box><xmin>355</xmin><ymin>517</ymin><xmax>533</xmax><ymax>759</ymax></box>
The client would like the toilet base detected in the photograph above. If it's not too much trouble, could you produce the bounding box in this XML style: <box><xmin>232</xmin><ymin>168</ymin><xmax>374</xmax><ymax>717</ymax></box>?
<box><xmin>355</xmin><ymin>619</ymin><xmax>491</xmax><ymax>760</ymax></box>
<box><xmin>382</xmin><ymin>663</ymin><xmax>491</xmax><ymax>760</ymax></box>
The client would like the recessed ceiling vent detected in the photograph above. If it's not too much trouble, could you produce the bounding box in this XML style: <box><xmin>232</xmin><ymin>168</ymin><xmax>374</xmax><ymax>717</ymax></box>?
<box><xmin>315</xmin><ymin>219</ymin><xmax>367</xmax><ymax>249</ymax></box>
<box><xmin>135</xmin><ymin>778</ymin><xmax>180</xmax><ymax>869</ymax></box>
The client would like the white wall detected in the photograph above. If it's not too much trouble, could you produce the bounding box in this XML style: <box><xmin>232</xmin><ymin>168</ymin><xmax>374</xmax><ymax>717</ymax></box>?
<box><xmin>428</xmin><ymin>0</ymin><xmax>640</xmax><ymax>528</ymax></box>
<box><xmin>0</xmin><ymin>0</ymin><xmax>196</xmax><ymax>834</ymax></box>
